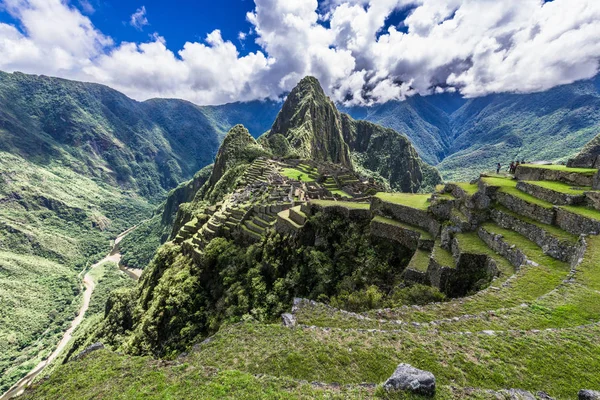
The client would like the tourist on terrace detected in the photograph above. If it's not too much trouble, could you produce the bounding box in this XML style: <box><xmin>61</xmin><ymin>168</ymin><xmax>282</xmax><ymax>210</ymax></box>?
<box><xmin>496</xmin><ymin>163</ymin><xmax>501</xmax><ymax>174</ymax></box>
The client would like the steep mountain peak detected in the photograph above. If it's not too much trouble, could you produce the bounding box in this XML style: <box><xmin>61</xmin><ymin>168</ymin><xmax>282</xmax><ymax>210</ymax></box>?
<box><xmin>265</xmin><ymin>76</ymin><xmax>352</xmax><ymax>167</ymax></box>
<box><xmin>209</xmin><ymin>124</ymin><xmax>262</xmax><ymax>185</ymax></box>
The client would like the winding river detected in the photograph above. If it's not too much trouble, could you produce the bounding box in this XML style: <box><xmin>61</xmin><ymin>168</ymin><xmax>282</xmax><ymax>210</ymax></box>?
<box><xmin>0</xmin><ymin>226</ymin><xmax>139</xmax><ymax>399</ymax></box>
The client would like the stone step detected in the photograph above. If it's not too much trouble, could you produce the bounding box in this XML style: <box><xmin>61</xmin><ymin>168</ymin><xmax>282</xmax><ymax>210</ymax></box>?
<box><xmin>403</xmin><ymin>249</ymin><xmax>431</xmax><ymax>284</ymax></box>
<box><xmin>288</xmin><ymin>206</ymin><xmax>307</xmax><ymax>226</ymax></box>
<box><xmin>245</xmin><ymin>220</ymin><xmax>265</xmax><ymax>235</ymax></box>
<box><xmin>516</xmin><ymin>181</ymin><xmax>588</xmax><ymax>206</ymax></box>
<box><xmin>491</xmin><ymin>206</ymin><xmax>580</xmax><ymax>263</ymax></box>
<box><xmin>252</xmin><ymin>216</ymin><xmax>271</xmax><ymax>229</ymax></box>
<box><xmin>371</xmin><ymin>193</ymin><xmax>440</xmax><ymax>238</ymax></box>
<box><xmin>515</xmin><ymin>164</ymin><xmax>597</xmax><ymax>187</ymax></box>
<box><xmin>482</xmin><ymin>178</ymin><xmax>556</xmax><ymax>225</ymax></box>
<box><xmin>207</xmin><ymin>220</ymin><xmax>221</xmax><ymax>232</ymax></box>
<box><xmin>274</xmin><ymin>209</ymin><xmax>304</xmax><ymax>236</ymax></box>
<box><xmin>370</xmin><ymin>215</ymin><xmax>434</xmax><ymax>251</ymax></box>
<box><xmin>241</xmin><ymin>225</ymin><xmax>261</xmax><ymax>241</ymax></box>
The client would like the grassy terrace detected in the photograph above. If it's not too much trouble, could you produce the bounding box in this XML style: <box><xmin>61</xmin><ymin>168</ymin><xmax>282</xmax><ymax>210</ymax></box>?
<box><xmin>493</xmin><ymin>205</ymin><xmax>578</xmax><ymax>243</ymax></box>
<box><xmin>374</xmin><ymin>193</ymin><xmax>431</xmax><ymax>210</ymax></box>
<box><xmin>455</xmin><ymin>182</ymin><xmax>479</xmax><ymax>195</ymax></box>
<box><xmin>521</xmin><ymin>164</ymin><xmax>598</xmax><ymax>175</ymax></box>
<box><xmin>281</xmin><ymin>168</ymin><xmax>316</xmax><ymax>182</ymax></box>
<box><xmin>407</xmin><ymin>249</ymin><xmax>431</xmax><ymax>272</ymax></box>
<box><xmin>311</xmin><ymin>200</ymin><xmax>370</xmax><ymax>210</ymax></box>
<box><xmin>524</xmin><ymin>180</ymin><xmax>591</xmax><ymax>195</ymax></box>
<box><xmin>330</xmin><ymin>189</ymin><xmax>352</xmax><ymax>198</ymax></box>
<box><xmin>431</xmin><ymin>243</ymin><xmax>455</xmax><ymax>268</ymax></box>
<box><xmin>372</xmin><ymin>215</ymin><xmax>433</xmax><ymax>240</ymax></box>
<box><xmin>482</xmin><ymin>177</ymin><xmax>555</xmax><ymax>208</ymax></box>
<box><xmin>562</xmin><ymin>204</ymin><xmax>600</xmax><ymax>221</ymax></box>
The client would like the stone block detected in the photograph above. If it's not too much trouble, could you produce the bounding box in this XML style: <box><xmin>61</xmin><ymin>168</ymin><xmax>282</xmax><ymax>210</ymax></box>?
<box><xmin>383</xmin><ymin>363</ymin><xmax>435</xmax><ymax>396</ymax></box>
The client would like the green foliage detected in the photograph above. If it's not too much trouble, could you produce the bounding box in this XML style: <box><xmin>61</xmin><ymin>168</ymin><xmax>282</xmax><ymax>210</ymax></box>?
<box><xmin>119</xmin><ymin>217</ymin><xmax>165</xmax><ymax>270</ymax></box>
<box><xmin>114</xmin><ymin>211</ymin><xmax>412</xmax><ymax>356</ymax></box>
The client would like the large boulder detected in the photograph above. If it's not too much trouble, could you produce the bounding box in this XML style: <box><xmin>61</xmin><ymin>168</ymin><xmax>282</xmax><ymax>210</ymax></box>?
<box><xmin>579</xmin><ymin>389</ymin><xmax>600</xmax><ymax>400</ymax></box>
<box><xmin>383</xmin><ymin>363</ymin><xmax>435</xmax><ymax>396</ymax></box>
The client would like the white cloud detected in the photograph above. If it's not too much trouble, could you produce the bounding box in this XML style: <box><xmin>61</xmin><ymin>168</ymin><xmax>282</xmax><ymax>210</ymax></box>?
<box><xmin>130</xmin><ymin>6</ymin><xmax>148</xmax><ymax>31</ymax></box>
<box><xmin>0</xmin><ymin>0</ymin><xmax>598</xmax><ymax>105</ymax></box>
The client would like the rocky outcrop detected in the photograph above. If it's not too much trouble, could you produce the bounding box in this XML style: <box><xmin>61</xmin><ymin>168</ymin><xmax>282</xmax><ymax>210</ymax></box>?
<box><xmin>265</xmin><ymin>76</ymin><xmax>441</xmax><ymax>193</ymax></box>
<box><xmin>341</xmin><ymin>115</ymin><xmax>443</xmax><ymax>192</ymax></box>
<box><xmin>70</xmin><ymin>342</ymin><xmax>104</xmax><ymax>362</ymax></box>
<box><xmin>281</xmin><ymin>313</ymin><xmax>296</xmax><ymax>328</ymax></box>
<box><xmin>579</xmin><ymin>389</ymin><xmax>600</xmax><ymax>400</ymax></box>
<box><xmin>383</xmin><ymin>363</ymin><xmax>435</xmax><ymax>396</ymax></box>
<box><xmin>568</xmin><ymin>133</ymin><xmax>600</xmax><ymax>168</ymax></box>
<box><xmin>209</xmin><ymin>125</ymin><xmax>267</xmax><ymax>186</ymax></box>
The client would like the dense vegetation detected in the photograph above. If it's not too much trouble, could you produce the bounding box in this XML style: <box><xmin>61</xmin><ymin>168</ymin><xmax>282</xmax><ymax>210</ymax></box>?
<box><xmin>100</xmin><ymin>210</ymin><xmax>441</xmax><ymax>357</ymax></box>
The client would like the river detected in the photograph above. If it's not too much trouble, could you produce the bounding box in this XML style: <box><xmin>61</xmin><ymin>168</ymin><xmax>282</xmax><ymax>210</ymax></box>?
<box><xmin>0</xmin><ymin>226</ymin><xmax>139</xmax><ymax>399</ymax></box>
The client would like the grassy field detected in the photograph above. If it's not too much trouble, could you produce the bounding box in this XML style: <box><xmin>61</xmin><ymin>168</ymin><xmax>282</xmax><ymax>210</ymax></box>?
<box><xmin>311</xmin><ymin>200</ymin><xmax>371</xmax><ymax>209</ymax></box>
<box><xmin>281</xmin><ymin>168</ymin><xmax>316</xmax><ymax>182</ymax></box>
<box><xmin>521</xmin><ymin>164</ymin><xmax>598</xmax><ymax>174</ymax></box>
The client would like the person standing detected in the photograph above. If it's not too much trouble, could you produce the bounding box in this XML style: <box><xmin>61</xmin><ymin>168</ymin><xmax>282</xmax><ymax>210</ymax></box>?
<box><xmin>496</xmin><ymin>163</ymin><xmax>501</xmax><ymax>174</ymax></box>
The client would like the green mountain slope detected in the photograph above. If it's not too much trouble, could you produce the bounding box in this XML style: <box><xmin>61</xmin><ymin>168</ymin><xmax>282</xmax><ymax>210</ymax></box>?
<box><xmin>347</xmin><ymin>76</ymin><xmax>600</xmax><ymax>181</ymax></box>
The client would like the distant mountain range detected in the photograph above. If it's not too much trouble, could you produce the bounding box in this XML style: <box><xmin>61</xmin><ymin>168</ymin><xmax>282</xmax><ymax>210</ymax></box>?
<box><xmin>1</xmin><ymin>70</ymin><xmax>599</xmax><ymax>188</ymax></box>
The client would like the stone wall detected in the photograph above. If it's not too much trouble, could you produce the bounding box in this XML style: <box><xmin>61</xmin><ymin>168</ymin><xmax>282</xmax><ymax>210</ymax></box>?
<box><xmin>555</xmin><ymin>208</ymin><xmax>600</xmax><ymax>236</ymax></box>
<box><xmin>516</xmin><ymin>181</ymin><xmax>586</xmax><ymax>206</ymax></box>
<box><xmin>478</xmin><ymin>227</ymin><xmax>527</xmax><ymax>269</ymax></box>
<box><xmin>371</xmin><ymin>197</ymin><xmax>441</xmax><ymax>238</ymax></box>
<box><xmin>515</xmin><ymin>165</ymin><xmax>595</xmax><ymax>187</ymax></box>
<box><xmin>370</xmin><ymin>218</ymin><xmax>423</xmax><ymax>251</ymax></box>
<box><xmin>496</xmin><ymin>192</ymin><xmax>556</xmax><ymax>225</ymax></box>
<box><xmin>403</xmin><ymin>267</ymin><xmax>430</xmax><ymax>285</ymax></box>
<box><xmin>585</xmin><ymin>192</ymin><xmax>600</xmax><ymax>211</ymax></box>
<box><xmin>491</xmin><ymin>208</ymin><xmax>579</xmax><ymax>263</ymax></box>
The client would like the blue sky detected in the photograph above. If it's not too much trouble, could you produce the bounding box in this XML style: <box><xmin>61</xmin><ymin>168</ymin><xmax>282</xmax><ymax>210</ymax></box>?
<box><xmin>0</xmin><ymin>0</ymin><xmax>262</xmax><ymax>54</ymax></box>
<box><xmin>0</xmin><ymin>0</ymin><xmax>597</xmax><ymax>106</ymax></box>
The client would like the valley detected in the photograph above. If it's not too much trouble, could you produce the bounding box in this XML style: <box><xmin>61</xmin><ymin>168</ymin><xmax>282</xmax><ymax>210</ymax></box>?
<box><xmin>1</xmin><ymin>71</ymin><xmax>600</xmax><ymax>399</ymax></box>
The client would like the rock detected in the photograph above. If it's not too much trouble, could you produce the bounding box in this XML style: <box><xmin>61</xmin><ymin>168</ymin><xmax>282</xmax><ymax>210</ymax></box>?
<box><xmin>579</xmin><ymin>389</ymin><xmax>600</xmax><ymax>400</ymax></box>
<box><xmin>383</xmin><ymin>363</ymin><xmax>435</xmax><ymax>396</ymax></box>
<box><xmin>281</xmin><ymin>313</ymin><xmax>296</xmax><ymax>328</ymax></box>
<box><xmin>71</xmin><ymin>342</ymin><xmax>104</xmax><ymax>362</ymax></box>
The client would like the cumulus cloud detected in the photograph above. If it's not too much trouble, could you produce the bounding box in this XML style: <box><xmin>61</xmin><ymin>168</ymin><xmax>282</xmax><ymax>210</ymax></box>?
<box><xmin>0</xmin><ymin>0</ymin><xmax>598</xmax><ymax>105</ymax></box>
<box><xmin>130</xmin><ymin>6</ymin><xmax>148</xmax><ymax>30</ymax></box>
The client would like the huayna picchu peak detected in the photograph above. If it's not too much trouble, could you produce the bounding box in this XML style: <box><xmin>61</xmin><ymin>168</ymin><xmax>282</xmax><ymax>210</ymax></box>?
<box><xmin>3</xmin><ymin>61</ymin><xmax>600</xmax><ymax>400</ymax></box>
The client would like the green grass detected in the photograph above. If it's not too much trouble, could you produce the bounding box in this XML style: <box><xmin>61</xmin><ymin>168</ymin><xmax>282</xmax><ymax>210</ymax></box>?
<box><xmin>482</xmin><ymin>177</ymin><xmax>555</xmax><ymax>208</ymax></box>
<box><xmin>561</xmin><ymin>205</ymin><xmax>600</xmax><ymax>221</ymax></box>
<box><xmin>371</xmin><ymin>216</ymin><xmax>433</xmax><ymax>240</ymax></box>
<box><xmin>521</xmin><ymin>164</ymin><xmax>598</xmax><ymax>175</ymax></box>
<box><xmin>431</xmin><ymin>243</ymin><xmax>455</xmax><ymax>268</ymax></box>
<box><xmin>524</xmin><ymin>180</ymin><xmax>591</xmax><ymax>195</ymax></box>
<box><xmin>375</xmin><ymin>193</ymin><xmax>431</xmax><ymax>210</ymax></box>
<box><xmin>311</xmin><ymin>200</ymin><xmax>371</xmax><ymax>210</ymax></box>
<box><xmin>455</xmin><ymin>182</ymin><xmax>479</xmax><ymax>195</ymax></box>
<box><xmin>22</xmin><ymin>351</ymin><xmax>376</xmax><ymax>400</ymax></box>
<box><xmin>407</xmin><ymin>249</ymin><xmax>431</xmax><ymax>272</ymax></box>
<box><xmin>281</xmin><ymin>168</ymin><xmax>316</xmax><ymax>182</ymax></box>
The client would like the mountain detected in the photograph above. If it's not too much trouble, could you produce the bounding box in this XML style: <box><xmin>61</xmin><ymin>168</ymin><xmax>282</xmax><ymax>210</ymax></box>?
<box><xmin>568</xmin><ymin>130</ymin><xmax>600</xmax><ymax>168</ymax></box>
<box><xmin>264</xmin><ymin>76</ymin><xmax>442</xmax><ymax>192</ymax></box>
<box><xmin>265</xmin><ymin>76</ymin><xmax>352</xmax><ymax>167</ymax></box>
<box><xmin>347</xmin><ymin>76</ymin><xmax>600</xmax><ymax>181</ymax></box>
<box><xmin>0</xmin><ymin>71</ymin><xmax>280</xmax><ymax>200</ymax></box>
<box><xmin>0</xmin><ymin>70</ymin><xmax>280</xmax><ymax>393</ymax></box>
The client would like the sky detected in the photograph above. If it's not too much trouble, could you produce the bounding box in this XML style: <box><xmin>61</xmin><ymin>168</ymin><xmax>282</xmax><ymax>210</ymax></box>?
<box><xmin>0</xmin><ymin>0</ymin><xmax>598</xmax><ymax>106</ymax></box>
